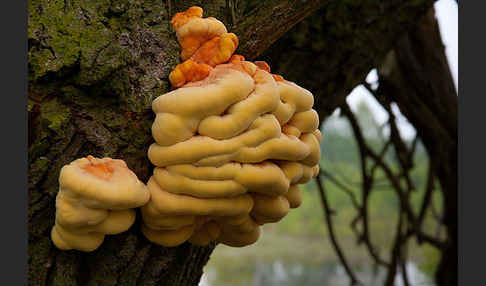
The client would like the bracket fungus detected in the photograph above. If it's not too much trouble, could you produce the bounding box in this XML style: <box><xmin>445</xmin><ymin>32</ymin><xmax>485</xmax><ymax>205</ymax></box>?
<box><xmin>51</xmin><ymin>156</ymin><xmax>150</xmax><ymax>251</ymax></box>
<box><xmin>141</xmin><ymin>7</ymin><xmax>322</xmax><ymax>248</ymax></box>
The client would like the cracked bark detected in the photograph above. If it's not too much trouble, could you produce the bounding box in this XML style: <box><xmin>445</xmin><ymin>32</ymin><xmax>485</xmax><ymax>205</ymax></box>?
<box><xmin>28</xmin><ymin>0</ymin><xmax>436</xmax><ymax>285</ymax></box>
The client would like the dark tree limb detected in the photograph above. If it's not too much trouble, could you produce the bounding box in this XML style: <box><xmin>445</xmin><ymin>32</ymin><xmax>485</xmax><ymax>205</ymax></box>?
<box><xmin>416</xmin><ymin>160</ymin><xmax>436</xmax><ymax>236</ymax></box>
<box><xmin>377</xmin><ymin>7</ymin><xmax>457</xmax><ymax>286</ymax></box>
<box><xmin>232</xmin><ymin>0</ymin><xmax>329</xmax><ymax>59</ymax></box>
<box><xmin>400</xmin><ymin>244</ymin><xmax>411</xmax><ymax>286</ymax></box>
<box><xmin>384</xmin><ymin>210</ymin><xmax>404</xmax><ymax>286</ymax></box>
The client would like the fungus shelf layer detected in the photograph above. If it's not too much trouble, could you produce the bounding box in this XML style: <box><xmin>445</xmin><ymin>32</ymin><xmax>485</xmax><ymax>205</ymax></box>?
<box><xmin>51</xmin><ymin>156</ymin><xmax>150</xmax><ymax>252</ymax></box>
<box><xmin>142</xmin><ymin>6</ymin><xmax>322</xmax><ymax>247</ymax></box>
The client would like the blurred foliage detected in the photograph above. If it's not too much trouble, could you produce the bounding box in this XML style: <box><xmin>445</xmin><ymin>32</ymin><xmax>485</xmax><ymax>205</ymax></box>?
<box><xmin>419</xmin><ymin>244</ymin><xmax>441</xmax><ymax>277</ymax></box>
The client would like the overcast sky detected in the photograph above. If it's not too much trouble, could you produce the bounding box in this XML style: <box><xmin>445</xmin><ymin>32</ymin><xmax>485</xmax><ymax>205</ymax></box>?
<box><xmin>344</xmin><ymin>0</ymin><xmax>458</xmax><ymax>139</ymax></box>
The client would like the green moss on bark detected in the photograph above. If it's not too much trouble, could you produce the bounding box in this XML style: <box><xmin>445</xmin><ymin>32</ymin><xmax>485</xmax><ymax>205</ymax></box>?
<box><xmin>39</xmin><ymin>98</ymin><xmax>71</xmax><ymax>134</ymax></box>
<box><xmin>28</xmin><ymin>0</ymin><xmax>83</xmax><ymax>81</ymax></box>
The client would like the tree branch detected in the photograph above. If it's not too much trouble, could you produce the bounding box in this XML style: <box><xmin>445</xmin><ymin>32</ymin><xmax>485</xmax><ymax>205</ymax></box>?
<box><xmin>232</xmin><ymin>0</ymin><xmax>329</xmax><ymax>59</ymax></box>
<box><xmin>341</xmin><ymin>103</ymin><xmax>390</xmax><ymax>267</ymax></box>
<box><xmin>372</xmin><ymin>88</ymin><xmax>416</xmax><ymax>193</ymax></box>
<box><xmin>384</xmin><ymin>210</ymin><xmax>404</xmax><ymax>286</ymax></box>
<box><xmin>415</xmin><ymin>160</ymin><xmax>436</xmax><ymax>238</ymax></box>
<box><xmin>319</xmin><ymin>168</ymin><xmax>361</xmax><ymax>210</ymax></box>
<box><xmin>315</xmin><ymin>175</ymin><xmax>362</xmax><ymax>286</ymax></box>
<box><xmin>400</xmin><ymin>244</ymin><xmax>411</xmax><ymax>286</ymax></box>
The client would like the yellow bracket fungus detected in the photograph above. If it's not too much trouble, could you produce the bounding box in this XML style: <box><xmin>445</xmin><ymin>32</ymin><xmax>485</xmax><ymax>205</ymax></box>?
<box><xmin>51</xmin><ymin>156</ymin><xmax>150</xmax><ymax>251</ymax></box>
<box><xmin>169</xmin><ymin>7</ymin><xmax>239</xmax><ymax>87</ymax></box>
<box><xmin>141</xmin><ymin>6</ymin><xmax>322</xmax><ymax>248</ymax></box>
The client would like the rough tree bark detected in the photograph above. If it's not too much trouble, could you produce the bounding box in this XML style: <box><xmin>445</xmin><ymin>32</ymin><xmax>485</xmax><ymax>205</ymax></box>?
<box><xmin>28</xmin><ymin>0</ymin><xmax>437</xmax><ymax>285</ymax></box>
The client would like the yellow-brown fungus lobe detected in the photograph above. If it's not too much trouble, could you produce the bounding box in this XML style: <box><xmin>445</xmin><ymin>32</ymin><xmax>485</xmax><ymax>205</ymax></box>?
<box><xmin>272</xmin><ymin>74</ymin><xmax>285</xmax><ymax>82</ymax></box>
<box><xmin>51</xmin><ymin>156</ymin><xmax>150</xmax><ymax>252</ymax></box>
<box><xmin>254</xmin><ymin>61</ymin><xmax>271</xmax><ymax>73</ymax></box>
<box><xmin>142</xmin><ymin>6</ymin><xmax>321</xmax><ymax>248</ymax></box>
<box><xmin>170</xmin><ymin>6</ymin><xmax>203</xmax><ymax>29</ymax></box>
<box><xmin>190</xmin><ymin>33</ymin><xmax>239</xmax><ymax>67</ymax></box>
<box><xmin>168</xmin><ymin>7</ymin><xmax>238</xmax><ymax>87</ymax></box>
<box><xmin>169</xmin><ymin>60</ymin><xmax>212</xmax><ymax>88</ymax></box>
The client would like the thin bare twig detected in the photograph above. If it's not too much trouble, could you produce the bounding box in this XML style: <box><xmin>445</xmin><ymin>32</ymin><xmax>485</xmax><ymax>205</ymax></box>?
<box><xmin>369</xmin><ymin>85</ymin><xmax>416</xmax><ymax>193</ymax></box>
<box><xmin>315</xmin><ymin>175</ymin><xmax>362</xmax><ymax>286</ymax></box>
<box><xmin>414</xmin><ymin>159</ymin><xmax>436</xmax><ymax>244</ymax></box>
<box><xmin>384</xmin><ymin>210</ymin><xmax>405</xmax><ymax>286</ymax></box>
<box><xmin>319</xmin><ymin>168</ymin><xmax>361</xmax><ymax>209</ymax></box>
<box><xmin>400</xmin><ymin>251</ymin><xmax>411</xmax><ymax>286</ymax></box>
<box><xmin>321</xmin><ymin>56</ymin><xmax>450</xmax><ymax>284</ymax></box>
<box><xmin>342</xmin><ymin>104</ymin><xmax>390</xmax><ymax>267</ymax></box>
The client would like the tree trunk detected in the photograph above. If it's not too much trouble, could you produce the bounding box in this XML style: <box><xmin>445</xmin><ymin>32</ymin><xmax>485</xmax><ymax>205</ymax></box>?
<box><xmin>28</xmin><ymin>0</ymin><xmax>437</xmax><ymax>285</ymax></box>
<box><xmin>28</xmin><ymin>1</ymin><xmax>229</xmax><ymax>284</ymax></box>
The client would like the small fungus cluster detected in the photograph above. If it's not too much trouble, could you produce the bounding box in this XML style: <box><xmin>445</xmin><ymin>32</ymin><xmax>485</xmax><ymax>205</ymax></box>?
<box><xmin>51</xmin><ymin>156</ymin><xmax>149</xmax><ymax>251</ymax></box>
<box><xmin>142</xmin><ymin>7</ymin><xmax>321</xmax><ymax>247</ymax></box>
<box><xmin>50</xmin><ymin>6</ymin><xmax>321</xmax><ymax>252</ymax></box>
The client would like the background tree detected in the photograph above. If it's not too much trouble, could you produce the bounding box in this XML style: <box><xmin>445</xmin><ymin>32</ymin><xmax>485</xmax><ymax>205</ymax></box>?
<box><xmin>28</xmin><ymin>0</ymin><xmax>453</xmax><ymax>285</ymax></box>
